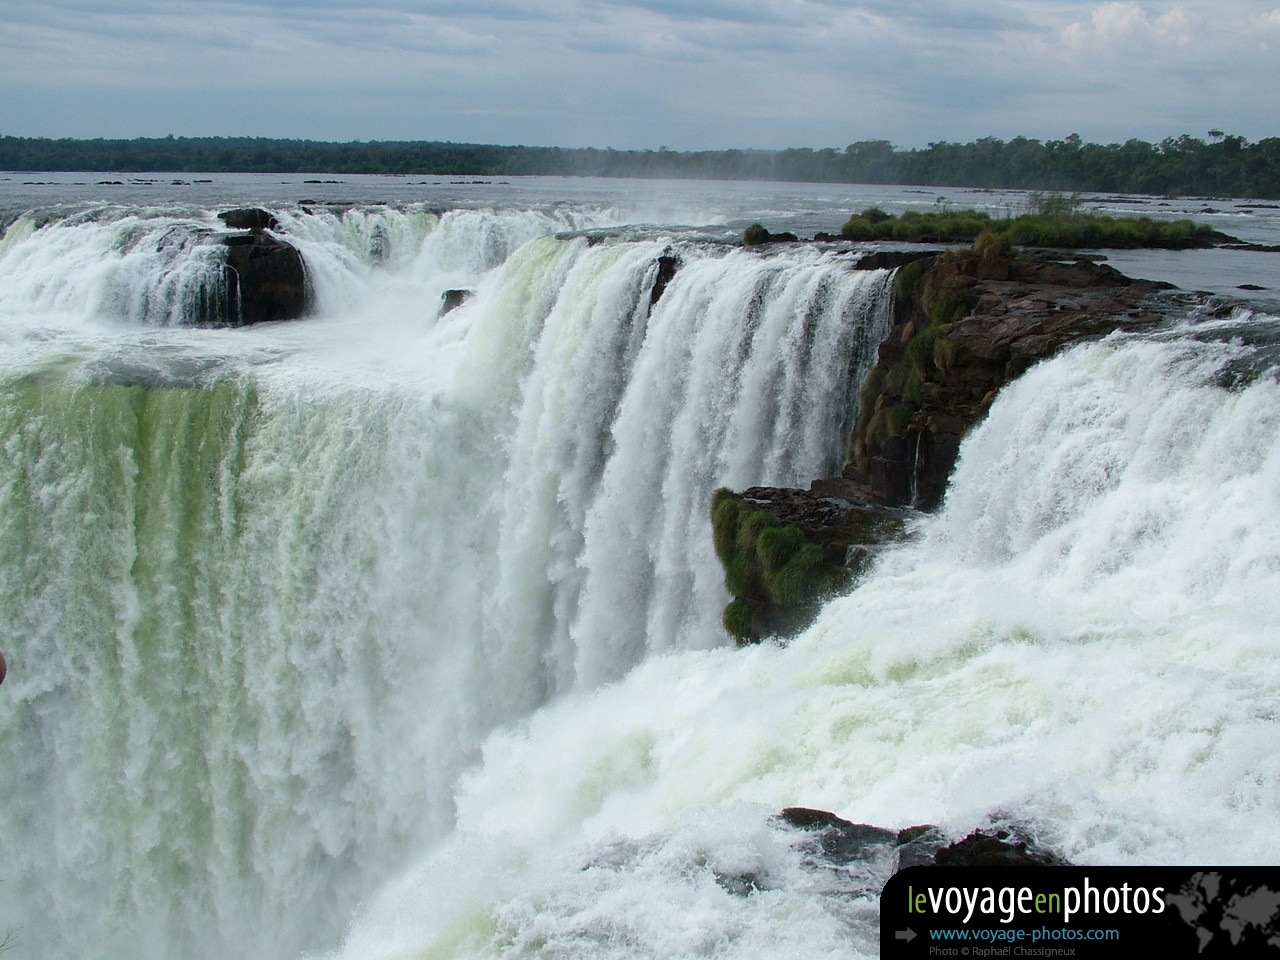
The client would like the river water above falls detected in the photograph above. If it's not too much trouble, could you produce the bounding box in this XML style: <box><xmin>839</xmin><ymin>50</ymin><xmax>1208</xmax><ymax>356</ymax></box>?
<box><xmin>0</xmin><ymin>175</ymin><xmax>1278</xmax><ymax>959</ymax></box>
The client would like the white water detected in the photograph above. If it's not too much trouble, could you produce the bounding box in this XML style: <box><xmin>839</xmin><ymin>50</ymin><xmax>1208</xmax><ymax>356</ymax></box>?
<box><xmin>324</xmin><ymin>329</ymin><xmax>1280</xmax><ymax>960</ymax></box>
<box><xmin>1</xmin><ymin>184</ymin><xmax>1277</xmax><ymax>959</ymax></box>
<box><xmin>0</xmin><ymin>198</ymin><xmax>896</xmax><ymax>959</ymax></box>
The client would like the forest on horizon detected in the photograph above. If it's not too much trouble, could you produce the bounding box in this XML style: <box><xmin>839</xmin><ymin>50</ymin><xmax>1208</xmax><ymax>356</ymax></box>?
<box><xmin>3</xmin><ymin>131</ymin><xmax>1279</xmax><ymax>199</ymax></box>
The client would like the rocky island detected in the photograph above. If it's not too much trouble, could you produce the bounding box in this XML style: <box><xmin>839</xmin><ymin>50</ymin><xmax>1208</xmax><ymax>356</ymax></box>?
<box><xmin>714</xmin><ymin>236</ymin><xmax>1197</xmax><ymax>644</ymax></box>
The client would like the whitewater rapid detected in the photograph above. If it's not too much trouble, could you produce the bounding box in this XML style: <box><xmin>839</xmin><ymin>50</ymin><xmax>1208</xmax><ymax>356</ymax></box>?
<box><xmin>1</xmin><ymin>189</ymin><xmax>1277</xmax><ymax>959</ymax></box>
<box><xmin>0</xmin><ymin>201</ymin><xmax>896</xmax><ymax>959</ymax></box>
<box><xmin>322</xmin><ymin>327</ymin><xmax>1280</xmax><ymax>960</ymax></box>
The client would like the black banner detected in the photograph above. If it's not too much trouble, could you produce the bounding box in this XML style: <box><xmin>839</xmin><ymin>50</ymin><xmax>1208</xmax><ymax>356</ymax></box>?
<box><xmin>881</xmin><ymin>866</ymin><xmax>1280</xmax><ymax>957</ymax></box>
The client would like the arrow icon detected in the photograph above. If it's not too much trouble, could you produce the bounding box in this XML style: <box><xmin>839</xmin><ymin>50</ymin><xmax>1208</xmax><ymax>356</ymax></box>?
<box><xmin>895</xmin><ymin>928</ymin><xmax>917</xmax><ymax>942</ymax></box>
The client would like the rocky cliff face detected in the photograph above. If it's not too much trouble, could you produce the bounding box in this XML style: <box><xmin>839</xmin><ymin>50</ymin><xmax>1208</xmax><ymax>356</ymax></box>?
<box><xmin>716</xmin><ymin>246</ymin><xmax>1180</xmax><ymax>644</ymax></box>
<box><xmin>846</xmin><ymin>248</ymin><xmax>1174</xmax><ymax>510</ymax></box>
<box><xmin>711</xmin><ymin>484</ymin><xmax>906</xmax><ymax>642</ymax></box>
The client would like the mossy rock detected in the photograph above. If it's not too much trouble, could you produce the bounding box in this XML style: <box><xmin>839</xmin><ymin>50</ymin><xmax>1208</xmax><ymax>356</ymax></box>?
<box><xmin>711</xmin><ymin>487</ymin><xmax>901</xmax><ymax>645</ymax></box>
<box><xmin>847</xmin><ymin>254</ymin><xmax>978</xmax><ymax>476</ymax></box>
<box><xmin>722</xmin><ymin>598</ymin><xmax>754</xmax><ymax>641</ymax></box>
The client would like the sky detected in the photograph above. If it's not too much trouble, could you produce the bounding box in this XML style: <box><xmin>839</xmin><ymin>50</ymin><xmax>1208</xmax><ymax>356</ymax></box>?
<box><xmin>1</xmin><ymin>0</ymin><xmax>1277</xmax><ymax>151</ymax></box>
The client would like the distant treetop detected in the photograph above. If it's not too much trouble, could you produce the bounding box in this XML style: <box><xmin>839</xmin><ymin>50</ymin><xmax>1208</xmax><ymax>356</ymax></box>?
<box><xmin>1</xmin><ymin>132</ymin><xmax>1277</xmax><ymax>198</ymax></box>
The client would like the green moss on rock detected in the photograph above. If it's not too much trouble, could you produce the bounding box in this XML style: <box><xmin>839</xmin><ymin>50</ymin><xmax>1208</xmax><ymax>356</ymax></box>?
<box><xmin>849</xmin><ymin>253</ymin><xmax>977</xmax><ymax>477</ymax></box>
<box><xmin>722</xmin><ymin>598</ymin><xmax>754</xmax><ymax>640</ymax></box>
<box><xmin>710</xmin><ymin>487</ymin><xmax>855</xmax><ymax>644</ymax></box>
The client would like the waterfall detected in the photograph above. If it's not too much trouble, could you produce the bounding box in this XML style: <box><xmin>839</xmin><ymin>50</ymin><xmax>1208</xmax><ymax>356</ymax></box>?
<box><xmin>7</xmin><ymin>192</ymin><xmax>1274</xmax><ymax>960</ymax></box>
<box><xmin>0</xmin><ymin>205</ymin><xmax>893</xmax><ymax>960</ymax></box>
<box><xmin>0</xmin><ymin>208</ymin><xmax>232</xmax><ymax>329</ymax></box>
<box><xmin>322</xmin><ymin>326</ymin><xmax>1280</xmax><ymax>960</ymax></box>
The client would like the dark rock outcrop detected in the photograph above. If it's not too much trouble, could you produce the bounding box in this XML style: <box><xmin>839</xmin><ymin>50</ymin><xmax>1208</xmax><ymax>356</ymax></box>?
<box><xmin>712</xmin><ymin>483</ymin><xmax>908</xmax><ymax>644</ymax></box>
<box><xmin>932</xmin><ymin>828</ymin><xmax>1070</xmax><ymax>867</ymax></box>
<box><xmin>650</xmin><ymin>253</ymin><xmax>679</xmax><ymax>305</ymax></box>
<box><xmin>851</xmin><ymin>249</ymin><xmax>942</xmax><ymax>271</ymax></box>
<box><xmin>578</xmin><ymin>807</ymin><xmax>1063</xmax><ymax>907</ymax></box>
<box><xmin>844</xmin><ymin>249</ymin><xmax>1175</xmax><ymax>509</ymax></box>
<box><xmin>743</xmin><ymin>223</ymin><xmax>799</xmax><ymax>246</ymax></box>
<box><xmin>215</xmin><ymin>208</ymin><xmax>308</xmax><ymax>326</ymax></box>
<box><xmin>218</xmin><ymin>208</ymin><xmax>280</xmax><ymax>232</ymax></box>
<box><xmin>712</xmin><ymin>484</ymin><xmax>908</xmax><ymax>644</ymax></box>
<box><xmin>711</xmin><ymin>245</ymin><xmax>1183</xmax><ymax>643</ymax></box>
<box><xmin>779</xmin><ymin>807</ymin><xmax>899</xmax><ymax>862</ymax></box>
<box><xmin>440</xmin><ymin>288</ymin><xmax>473</xmax><ymax>315</ymax></box>
<box><xmin>777</xmin><ymin>807</ymin><xmax>1069</xmax><ymax>873</ymax></box>
<box><xmin>742</xmin><ymin>480</ymin><xmax>908</xmax><ymax>570</ymax></box>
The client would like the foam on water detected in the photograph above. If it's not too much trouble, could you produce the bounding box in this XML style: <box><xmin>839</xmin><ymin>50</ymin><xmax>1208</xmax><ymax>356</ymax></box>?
<box><xmin>319</xmin><ymin>328</ymin><xmax>1280</xmax><ymax>959</ymax></box>
<box><xmin>0</xmin><ymin>204</ymin><xmax>893</xmax><ymax>959</ymax></box>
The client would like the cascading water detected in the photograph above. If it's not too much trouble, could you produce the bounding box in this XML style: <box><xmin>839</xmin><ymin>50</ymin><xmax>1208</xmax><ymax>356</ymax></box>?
<box><xmin>0</xmin><ymin>198</ymin><xmax>895</xmax><ymax>960</ymax></box>
<box><xmin>0</xmin><ymin>207</ymin><xmax>234</xmax><ymax>330</ymax></box>
<box><xmin>321</xmin><ymin>325</ymin><xmax>1280</xmax><ymax>960</ymax></box>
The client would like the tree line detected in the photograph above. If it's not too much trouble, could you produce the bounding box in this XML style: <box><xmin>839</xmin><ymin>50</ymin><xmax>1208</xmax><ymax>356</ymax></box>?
<box><xmin>2</xmin><ymin>132</ymin><xmax>1278</xmax><ymax>199</ymax></box>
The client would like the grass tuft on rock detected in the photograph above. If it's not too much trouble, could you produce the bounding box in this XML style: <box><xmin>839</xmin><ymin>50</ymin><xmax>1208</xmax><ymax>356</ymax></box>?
<box><xmin>710</xmin><ymin>487</ymin><xmax>854</xmax><ymax>643</ymax></box>
<box><xmin>840</xmin><ymin>203</ymin><xmax>1217</xmax><ymax>249</ymax></box>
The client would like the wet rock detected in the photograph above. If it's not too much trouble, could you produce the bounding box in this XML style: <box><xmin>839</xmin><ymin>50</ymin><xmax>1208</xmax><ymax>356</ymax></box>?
<box><xmin>895</xmin><ymin>825</ymin><xmax>952</xmax><ymax>870</ymax></box>
<box><xmin>213</xmin><ymin>208</ymin><xmax>308</xmax><ymax>326</ymax></box>
<box><xmin>932</xmin><ymin>829</ymin><xmax>1070</xmax><ymax>867</ymax></box>
<box><xmin>218</xmin><ymin>208</ymin><xmax>280</xmax><ymax>232</ymax></box>
<box><xmin>743</xmin><ymin>223</ymin><xmax>799</xmax><ymax>246</ymax></box>
<box><xmin>650</xmin><ymin>253</ymin><xmax>679</xmax><ymax>305</ymax></box>
<box><xmin>779</xmin><ymin>807</ymin><xmax>899</xmax><ymax>863</ymax></box>
<box><xmin>221</xmin><ymin>234</ymin><xmax>307</xmax><ymax>326</ymax></box>
<box><xmin>440</xmin><ymin>289</ymin><xmax>473</xmax><ymax>315</ymax></box>
<box><xmin>739</xmin><ymin>480</ymin><xmax>909</xmax><ymax>578</ymax></box>
<box><xmin>852</xmin><ymin>250</ymin><xmax>942</xmax><ymax>271</ymax></box>
<box><xmin>777</xmin><ymin>808</ymin><xmax>1071</xmax><ymax>873</ymax></box>
<box><xmin>711</xmin><ymin>485</ymin><xmax>906</xmax><ymax>644</ymax></box>
<box><xmin>845</xmin><ymin>250</ymin><xmax>1177</xmax><ymax>509</ymax></box>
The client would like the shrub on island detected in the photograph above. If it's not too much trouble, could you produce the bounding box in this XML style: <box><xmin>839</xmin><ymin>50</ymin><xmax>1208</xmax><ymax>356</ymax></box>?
<box><xmin>839</xmin><ymin>198</ymin><xmax>1219</xmax><ymax>249</ymax></box>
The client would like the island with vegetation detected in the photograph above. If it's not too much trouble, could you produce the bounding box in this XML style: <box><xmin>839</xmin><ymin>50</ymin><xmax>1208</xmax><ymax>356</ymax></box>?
<box><xmin>713</xmin><ymin>185</ymin><xmax>1268</xmax><ymax>643</ymax></box>
<box><xmin>834</xmin><ymin>191</ymin><xmax>1225</xmax><ymax>248</ymax></box>
<box><xmin>2</xmin><ymin>130</ymin><xmax>1278</xmax><ymax>198</ymax></box>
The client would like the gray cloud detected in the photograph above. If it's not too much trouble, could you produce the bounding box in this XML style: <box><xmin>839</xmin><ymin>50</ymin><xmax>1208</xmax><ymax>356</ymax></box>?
<box><xmin>1</xmin><ymin>0</ymin><xmax>1275</xmax><ymax>149</ymax></box>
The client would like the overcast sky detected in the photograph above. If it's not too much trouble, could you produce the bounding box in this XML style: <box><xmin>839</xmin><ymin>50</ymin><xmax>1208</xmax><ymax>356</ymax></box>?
<box><xmin>2</xmin><ymin>0</ymin><xmax>1276</xmax><ymax>150</ymax></box>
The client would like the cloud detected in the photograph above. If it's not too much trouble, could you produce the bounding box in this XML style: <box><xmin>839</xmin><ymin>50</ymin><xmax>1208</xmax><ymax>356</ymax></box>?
<box><xmin>596</xmin><ymin>0</ymin><xmax>803</xmax><ymax>27</ymax></box>
<box><xmin>0</xmin><ymin>0</ymin><xmax>1276</xmax><ymax>150</ymax></box>
<box><xmin>1059</xmin><ymin>2</ymin><xmax>1214</xmax><ymax>51</ymax></box>
<box><xmin>1061</xmin><ymin>1</ymin><xmax>1148</xmax><ymax>49</ymax></box>
<box><xmin>1093</xmin><ymin>0</ymin><xmax>1146</xmax><ymax>35</ymax></box>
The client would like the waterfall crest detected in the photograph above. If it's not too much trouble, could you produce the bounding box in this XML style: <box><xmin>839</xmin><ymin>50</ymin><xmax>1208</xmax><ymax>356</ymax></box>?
<box><xmin>0</xmin><ymin>206</ymin><xmax>893</xmax><ymax>960</ymax></box>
